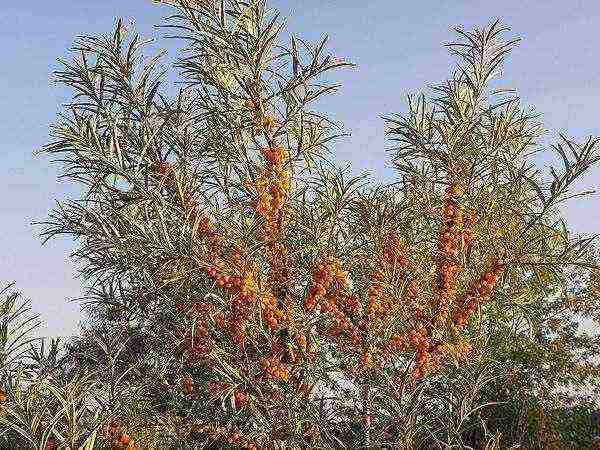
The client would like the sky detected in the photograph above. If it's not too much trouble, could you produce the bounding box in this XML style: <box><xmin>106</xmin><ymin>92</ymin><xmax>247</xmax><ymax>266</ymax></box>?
<box><xmin>1</xmin><ymin>0</ymin><xmax>599</xmax><ymax>338</ymax></box>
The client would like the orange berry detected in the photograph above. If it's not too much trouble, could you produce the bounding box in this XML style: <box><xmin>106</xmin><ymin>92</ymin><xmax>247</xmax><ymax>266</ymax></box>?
<box><xmin>44</xmin><ymin>439</ymin><xmax>58</xmax><ymax>450</ymax></box>
<box><xmin>157</xmin><ymin>161</ymin><xmax>172</xmax><ymax>174</ymax></box>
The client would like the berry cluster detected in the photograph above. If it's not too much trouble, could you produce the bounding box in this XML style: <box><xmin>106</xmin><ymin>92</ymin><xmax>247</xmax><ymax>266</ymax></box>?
<box><xmin>303</xmin><ymin>257</ymin><xmax>348</xmax><ymax>312</ymax></box>
<box><xmin>193</xmin><ymin>233</ymin><xmax>260</xmax><ymax>348</ymax></box>
<box><xmin>252</xmin><ymin>164</ymin><xmax>290</xmax><ymax>222</ymax></box>
<box><xmin>178</xmin><ymin>374</ymin><xmax>196</xmax><ymax>399</ymax></box>
<box><xmin>295</xmin><ymin>330</ymin><xmax>307</xmax><ymax>352</ymax></box>
<box><xmin>294</xmin><ymin>328</ymin><xmax>317</xmax><ymax>361</ymax></box>
<box><xmin>296</xmin><ymin>381</ymin><xmax>311</xmax><ymax>401</ymax></box>
<box><xmin>367</xmin><ymin>324</ymin><xmax>437</xmax><ymax>380</ymax></box>
<box><xmin>452</xmin><ymin>259</ymin><xmax>505</xmax><ymax>329</ymax></box>
<box><xmin>304</xmin><ymin>256</ymin><xmax>360</xmax><ymax>351</ymax></box>
<box><xmin>261</xmin><ymin>355</ymin><xmax>291</xmax><ymax>381</ymax></box>
<box><xmin>262</xmin><ymin>115</ymin><xmax>276</xmax><ymax>135</ymax></box>
<box><xmin>157</xmin><ymin>124</ymin><xmax>293</xmax><ymax>354</ymax></box>
<box><xmin>259</xmin><ymin>144</ymin><xmax>287</xmax><ymax>167</ymax></box>
<box><xmin>259</xmin><ymin>290</ymin><xmax>286</xmax><ymax>331</ymax></box>
<box><xmin>249</xmin><ymin>144</ymin><xmax>292</xmax><ymax>287</ymax></box>
<box><xmin>252</xmin><ymin>113</ymin><xmax>277</xmax><ymax>136</ymax></box>
<box><xmin>176</xmin><ymin>301</ymin><xmax>217</xmax><ymax>366</ymax></box>
<box><xmin>359</xmin><ymin>351</ymin><xmax>375</xmax><ymax>371</ymax></box>
<box><xmin>434</xmin><ymin>183</ymin><xmax>465</xmax><ymax>325</ymax></box>
<box><xmin>408</xmin><ymin>324</ymin><xmax>439</xmax><ymax>380</ymax></box>
<box><xmin>156</xmin><ymin>161</ymin><xmax>174</xmax><ymax>178</ymax></box>
<box><xmin>44</xmin><ymin>439</ymin><xmax>58</xmax><ymax>450</ymax></box>
<box><xmin>339</xmin><ymin>293</ymin><xmax>362</xmax><ymax>319</ymax></box>
<box><xmin>245</xmin><ymin>105</ymin><xmax>290</xmax><ymax>287</ymax></box>
<box><xmin>104</xmin><ymin>420</ymin><xmax>135</xmax><ymax>450</ymax></box>
<box><xmin>367</xmin><ymin>264</ymin><xmax>389</xmax><ymax>320</ymax></box>
<box><xmin>381</xmin><ymin>234</ymin><xmax>414</xmax><ymax>270</ymax></box>
<box><xmin>454</xmin><ymin>338</ymin><xmax>472</xmax><ymax>360</ymax></box>
<box><xmin>201</xmin><ymin>250</ymin><xmax>288</xmax><ymax>345</ymax></box>
<box><xmin>234</xmin><ymin>388</ymin><xmax>248</xmax><ymax>409</ymax></box>
<box><xmin>368</xmin><ymin>234</ymin><xmax>419</xmax><ymax>323</ymax></box>
<box><xmin>364</xmin><ymin>236</ymin><xmax>420</xmax><ymax>376</ymax></box>
<box><xmin>320</xmin><ymin>292</ymin><xmax>355</xmax><ymax>330</ymax></box>
<box><xmin>243</xmin><ymin>98</ymin><xmax>260</xmax><ymax>110</ymax></box>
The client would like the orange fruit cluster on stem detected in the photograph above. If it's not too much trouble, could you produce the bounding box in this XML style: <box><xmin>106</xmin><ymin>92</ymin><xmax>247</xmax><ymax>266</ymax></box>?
<box><xmin>156</xmin><ymin>161</ymin><xmax>174</xmax><ymax>176</ymax></box>
<box><xmin>363</xmin><ymin>234</ymin><xmax>425</xmax><ymax>374</ymax></box>
<box><xmin>244</xmin><ymin>119</ymin><xmax>293</xmax><ymax>336</ymax></box>
<box><xmin>367</xmin><ymin>264</ymin><xmax>388</xmax><ymax>320</ymax></box>
<box><xmin>452</xmin><ymin>259</ymin><xmax>505</xmax><ymax>329</ymax></box>
<box><xmin>259</xmin><ymin>290</ymin><xmax>287</xmax><ymax>332</ymax></box>
<box><xmin>433</xmin><ymin>183</ymin><xmax>465</xmax><ymax>325</ymax></box>
<box><xmin>178</xmin><ymin>197</ymin><xmax>259</xmax><ymax>349</ymax></box>
<box><xmin>105</xmin><ymin>420</ymin><xmax>135</xmax><ymax>450</ymax></box>
<box><xmin>295</xmin><ymin>329</ymin><xmax>307</xmax><ymax>351</ymax></box>
<box><xmin>44</xmin><ymin>439</ymin><xmax>58</xmax><ymax>450</ymax></box>
<box><xmin>368</xmin><ymin>233</ymin><xmax>419</xmax><ymax>322</ymax></box>
<box><xmin>304</xmin><ymin>256</ymin><xmax>360</xmax><ymax>349</ymax></box>
<box><xmin>304</xmin><ymin>256</ymin><xmax>348</xmax><ymax>312</ymax></box>
<box><xmin>262</xmin><ymin>115</ymin><xmax>276</xmax><ymax>135</ymax></box>
<box><xmin>447</xmin><ymin>338</ymin><xmax>472</xmax><ymax>361</ymax></box>
<box><xmin>186</xmin><ymin>199</ymin><xmax>288</xmax><ymax>346</ymax></box>
<box><xmin>321</xmin><ymin>291</ymin><xmax>358</xmax><ymax>336</ymax></box>
<box><xmin>363</xmin><ymin>185</ymin><xmax>500</xmax><ymax>382</ymax></box>
<box><xmin>261</xmin><ymin>355</ymin><xmax>290</xmax><ymax>381</ymax></box>
<box><xmin>250</xmin><ymin>146</ymin><xmax>291</xmax><ymax>286</ymax></box>
<box><xmin>408</xmin><ymin>324</ymin><xmax>441</xmax><ymax>381</ymax></box>
<box><xmin>179</xmin><ymin>374</ymin><xmax>197</xmax><ymax>398</ymax></box>
<box><xmin>175</xmin><ymin>301</ymin><xmax>221</xmax><ymax>369</ymax></box>
<box><xmin>157</xmin><ymin>126</ymin><xmax>293</xmax><ymax>350</ymax></box>
<box><xmin>233</xmin><ymin>388</ymin><xmax>248</xmax><ymax>409</ymax></box>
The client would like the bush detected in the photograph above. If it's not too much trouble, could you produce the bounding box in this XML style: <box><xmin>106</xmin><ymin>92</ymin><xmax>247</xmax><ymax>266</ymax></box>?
<box><xmin>1</xmin><ymin>1</ymin><xmax>598</xmax><ymax>448</ymax></box>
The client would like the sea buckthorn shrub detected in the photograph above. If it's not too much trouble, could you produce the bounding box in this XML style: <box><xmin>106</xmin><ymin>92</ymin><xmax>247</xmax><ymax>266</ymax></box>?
<box><xmin>1</xmin><ymin>1</ymin><xmax>596</xmax><ymax>449</ymax></box>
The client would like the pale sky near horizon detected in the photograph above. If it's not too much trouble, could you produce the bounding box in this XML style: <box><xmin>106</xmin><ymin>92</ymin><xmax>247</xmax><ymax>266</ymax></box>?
<box><xmin>1</xmin><ymin>0</ymin><xmax>599</xmax><ymax>338</ymax></box>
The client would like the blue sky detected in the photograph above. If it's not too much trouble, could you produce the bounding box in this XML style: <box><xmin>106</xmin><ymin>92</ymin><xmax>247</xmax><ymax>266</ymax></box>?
<box><xmin>1</xmin><ymin>0</ymin><xmax>599</xmax><ymax>337</ymax></box>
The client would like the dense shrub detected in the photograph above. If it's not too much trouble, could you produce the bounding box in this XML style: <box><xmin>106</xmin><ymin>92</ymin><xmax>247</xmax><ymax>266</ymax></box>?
<box><xmin>1</xmin><ymin>1</ymin><xmax>599</xmax><ymax>448</ymax></box>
